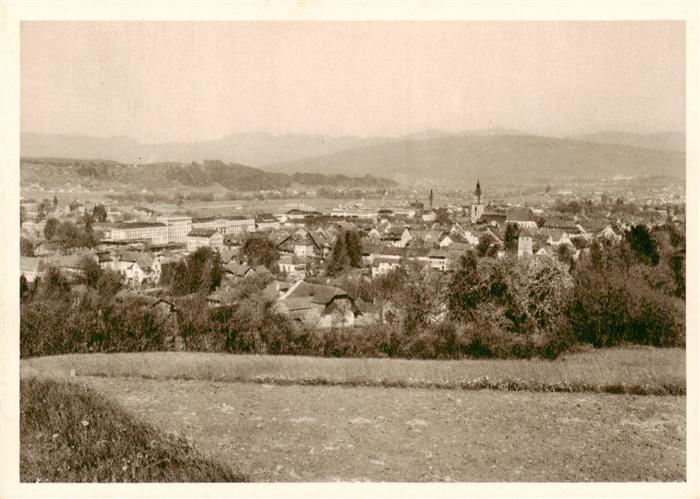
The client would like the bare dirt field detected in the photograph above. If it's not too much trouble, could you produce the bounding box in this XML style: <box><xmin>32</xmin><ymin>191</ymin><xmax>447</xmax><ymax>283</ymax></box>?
<box><xmin>21</xmin><ymin>349</ymin><xmax>686</xmax><ymax>482</ymax></box>
<box><xmin>59</xmin><ymin>376</ymin><xmax>685</xmax><ymax>482</ymax></box>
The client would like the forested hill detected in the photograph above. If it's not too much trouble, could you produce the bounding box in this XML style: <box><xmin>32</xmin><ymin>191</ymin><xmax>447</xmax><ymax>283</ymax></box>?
<box><xmin>20</xmin><ymin>158</ymin><xmax>397</xmax><ymax>192</ymax></box>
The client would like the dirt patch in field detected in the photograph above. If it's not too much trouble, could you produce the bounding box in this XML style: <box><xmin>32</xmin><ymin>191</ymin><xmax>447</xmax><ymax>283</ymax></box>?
<box><xmin>71</xmin><ymin>376</ymin><xmax>685</xmax><ymax>482</ymax></box>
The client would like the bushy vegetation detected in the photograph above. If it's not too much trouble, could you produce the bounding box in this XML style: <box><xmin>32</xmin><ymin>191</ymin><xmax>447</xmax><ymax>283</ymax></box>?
<box><xmin>20</xmin><ymin>219</ymin><xmax>685</xmax><ymax>360</ymax></box>
<box><xmin>159</xmin><ymin>247</ymin><xmax>224</xmax><ymax>295</ymax></box>
<box><xmin>43</xmin><ymin>217</ymin><xmax>97</xmax><ymax>249</ymax></box>
<box><xmin>20</xmin><ymin>377</ymin><xmax>244</xmax><ymax>482</ymax></box>
<box><xmin>565</xmin><ymin>227</ymin><xmax>685</xmax><ymax>348</ymax></box>
<box><xmin>241</xmin><ymin>235</ymin><xmax>279</xmax><ymax>270</ymax></box>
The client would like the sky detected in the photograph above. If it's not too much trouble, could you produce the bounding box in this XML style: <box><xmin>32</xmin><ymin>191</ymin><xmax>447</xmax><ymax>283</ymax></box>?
<box><xmin>20</xmin><ymin>21</ymin><xmax>685</xmax><ymax>143</ymax></box>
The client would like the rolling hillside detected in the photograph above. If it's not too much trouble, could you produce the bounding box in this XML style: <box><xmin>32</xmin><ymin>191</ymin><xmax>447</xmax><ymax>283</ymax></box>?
<box><xmin>265</xmin><ymin>134</ymin><xmax>686</xmax><ymax>186</ymax></box>
<box><xmin>20</xmin><ymin>158</ymin><xmax>396</xmax><ymax>192</ymax></box>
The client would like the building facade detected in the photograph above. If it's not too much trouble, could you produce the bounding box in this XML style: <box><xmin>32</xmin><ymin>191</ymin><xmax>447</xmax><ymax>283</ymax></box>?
<box><xmin>187</xmin><ymin>229</ymin><xmax>225</xmax><ymax>252</ymax></box>
<box><xmin>110</xmin><ymin>222</ymin><xmax>168</xmax><ymax>245</ymax></box>
<box><xmin>192</xmin><ymin>216</ymin><xmax>255</xmax><ymax>236</ymax></box>
<box><xmin>156</xmin><ymin>216</ymin><xmax>192</xmax><ymax>243</ymax></box>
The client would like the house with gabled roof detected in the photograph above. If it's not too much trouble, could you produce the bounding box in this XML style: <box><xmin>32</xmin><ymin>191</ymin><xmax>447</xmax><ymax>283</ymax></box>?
<box><xmin>117</xmin><ymin>251</ymin><xmax>162</xmax><ymax>284</ymax></box>
<box><xmin>255</xmin><ymin>213</ymin><xmax>280</xmax><ymax>231</ymax></box>
<box><xmin>596</xmin><ymin>225</ymin><xmax>624</xmax><ymax>243</ymax></box>
<box><xmin>275</xmin><ymin>280</ymin><xmax>359</xmax><ymax>328</ymax></box>
<box><xmin>480</xmin><ymin>212</ymin><xmax>507</xmax><ymax>227</ymax></box>
<box><xmin>224</xmin><ymin>262</ymin><xmax>258</xmax><ymax>279</ymax></box>
<box><xmin>187</xmin><ymin>229</ymin><xmax>224</xmax><ymax>252</ymax></box>
<box><xmin>100</xmin><ymin>257</ymin><xmax>146</xmax><ymax>286</ymax></box>
<box><xmin>380</xmin><ymin>225</ymin><xmax>412</xmax><ymax>248</ymax></box>
<box><xmin>427</xmin><ymin>249</ymin><xmax>451</xmax><ymax>271</ymax></box>
<box><xmin>506</xmin><ymin>207</ymin><xmax>538</xmax><ymax>229</ymax></box>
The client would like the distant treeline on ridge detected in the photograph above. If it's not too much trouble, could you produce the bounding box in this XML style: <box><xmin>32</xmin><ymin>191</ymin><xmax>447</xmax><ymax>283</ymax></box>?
<box><xmin>20</xmin><ymin>157</ymin><xmax>397</xmax><ymax>192</ymax></box>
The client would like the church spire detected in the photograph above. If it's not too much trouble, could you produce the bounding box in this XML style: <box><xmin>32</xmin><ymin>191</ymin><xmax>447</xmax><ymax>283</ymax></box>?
<box><xmin>475</xmin><ymin>179</ymin><xmax>482</xmax><ymax>204</ymax></box>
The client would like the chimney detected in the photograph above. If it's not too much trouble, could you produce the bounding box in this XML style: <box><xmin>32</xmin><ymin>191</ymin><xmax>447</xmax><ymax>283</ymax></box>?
<box><xmin>429</xmin><ymin>189</ymin><xmax>434</xmax><ymax>210</ymax></box>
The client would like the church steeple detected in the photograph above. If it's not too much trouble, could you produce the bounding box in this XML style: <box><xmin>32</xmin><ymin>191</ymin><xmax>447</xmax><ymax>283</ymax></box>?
<box><xmin>469</xmin><ymin>179</ymin><xmax>485</xmax><ymax>224</ymax></box>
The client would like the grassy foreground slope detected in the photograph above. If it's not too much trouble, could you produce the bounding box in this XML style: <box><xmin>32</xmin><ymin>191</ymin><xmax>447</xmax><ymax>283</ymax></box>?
<box><xmin>20</xmin><ymin>377</ymin><xmax>245</xmax><ymax>482</ymax></box>
<box><xmin>22</xmin><ymin>347</ymin><xmax>686</xmax><ymax>395</ymax></box>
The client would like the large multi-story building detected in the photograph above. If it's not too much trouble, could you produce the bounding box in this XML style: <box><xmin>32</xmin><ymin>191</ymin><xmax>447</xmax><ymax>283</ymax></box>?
<box><xmin>191</xmin><ymin>216</ymin><xmax>255</xmax><ymax>236</ymax></box>
<box><xmin>109</xmin><ymin>222</ymin><xmax>168</xmax><ymax>245</ymax></box>
<box><xmin>330</xmin><ymin>207</ymin><xmax>378</xmax><ymax>221</ymax></box>
<box><xmin>156</xmin><ymin>215</ymin><xmax>192</xmax><ymax>243</ymax></box>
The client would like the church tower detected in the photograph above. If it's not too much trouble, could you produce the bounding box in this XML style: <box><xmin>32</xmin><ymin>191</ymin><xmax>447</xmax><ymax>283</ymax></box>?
<box><xmin>469</xmin><ymin>179</ymin><xmax>485</xmax><ymax>224</ymax></box>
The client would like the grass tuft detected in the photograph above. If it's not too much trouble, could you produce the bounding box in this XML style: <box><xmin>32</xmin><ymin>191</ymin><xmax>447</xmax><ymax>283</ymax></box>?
<box><xmin>20</xmin><ymin>377</ymin><xmax>246</xmax><ymax>482</ymax></box>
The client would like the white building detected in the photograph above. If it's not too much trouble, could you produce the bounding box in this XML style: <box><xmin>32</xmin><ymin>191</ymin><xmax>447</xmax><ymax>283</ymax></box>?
<box><xmin>192</xmin><ymin>216</ymin><xmax>255</xmax><ymax>236</ymax></box>
<box><xmin>156</xmin><ymin>216</ymin><xmax>192</xmax><ymax>243</ymax></box>
<box><xmin>330</xmin><ymin>207</ymin><xmax>378</xmax><ymax>221</ymax></box>
<box><xmin>278</xmin><ymin>255</ymin><xmax>307</xmax><ymax>278</ymax></box>
<box><xmin>517</xmin><ymin>233</ymin><xmax>534</xmax><ymax>259</ymax></box>
<box><xmin>110</xmin><ymin>222</ymin><xmax>168</xmax><ymax>245</ymax></box>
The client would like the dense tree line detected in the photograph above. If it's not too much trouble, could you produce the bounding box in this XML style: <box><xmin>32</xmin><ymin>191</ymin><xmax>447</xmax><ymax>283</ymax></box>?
<box><xmin>43</xmin><ymin>217</ymin><xmax>97</xmax><ymax>249</ymax></box>
<box><xmin>159</xmin><ymin>247</ymin><xmax>224</xmax><ymax>296</ymax></box>
<box><xmin>291</xmin><ymin>172</ymin><xmax>396</xmax><ymax>188</ymax></box>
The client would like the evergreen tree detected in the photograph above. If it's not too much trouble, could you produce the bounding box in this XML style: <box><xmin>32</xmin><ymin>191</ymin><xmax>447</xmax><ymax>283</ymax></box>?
<box><xmin>477</xmin><ymin>233</ymin><xmax>497</xmax><ymax>257</ymax></box>
<box><xmin>92</xmin><ymin>204</ymin><xmax>108</xmax><ymax>222</ymax></box>
<box><xmin>344</xmin><ymin>230</ymin><xmax>363</xmax><ymax>267</ymax></box>
<box><xmin>504</xmin><ymin>223</ymin><xmax>520</xmax><ymax>251</ymax></box>
<box><xmin>81</xmin><ymin>256</ymin><xmax>103</xmax><ymax>288</ymax></box>
<box><xmin>326</xmin><ymin>236</ymin><xmax>349</xmax><ymax>276</ymax></box>
<box><xmin>626</xmin><ymin>224</ymin><xmax>660</xmax><ymax>266</ymax></box>
<box><xmin>44</xmin><ymin>218</ymin><xmax>59</xmax><ymax>240</ymax></box>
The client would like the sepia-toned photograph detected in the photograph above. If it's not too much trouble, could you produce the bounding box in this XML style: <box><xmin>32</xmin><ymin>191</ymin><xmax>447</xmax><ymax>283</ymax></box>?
<box><xmin>2</xmin><ymin>3</ymin><xmax>698</xmax><ymax>497</ymax></box>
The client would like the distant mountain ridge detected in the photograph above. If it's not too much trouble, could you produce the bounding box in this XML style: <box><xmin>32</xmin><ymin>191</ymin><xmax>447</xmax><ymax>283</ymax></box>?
<box><xmin>265</xmin><ymin>133</ymin><xmax>685</xmax><ymax>186</ymax></box>
<box><xmin>21</xmin><ymin>129</ymin><xmax>685</xmax><ymax>186</ymax></box>
<box><xmin>569</xmin><ymin>131</ymin><xmax>685</xmax><ymax>152</ymax></box>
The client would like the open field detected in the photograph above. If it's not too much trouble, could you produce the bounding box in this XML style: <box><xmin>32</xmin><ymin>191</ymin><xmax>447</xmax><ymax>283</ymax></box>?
<box><xmin>30</xmin><ymin>376</ymin><xmax>686</xmax><ymax>482</ymax></box>
<box><xmin>20</xmin><ymin>377</ymin><xmax>245</xmax><ymax>482</ymax></box>
<box><xmin>22</xmin><ymin>347</ymin><xmax>686</xmax><ymax>395</ymax></box>
<box><xmin>20</xmin><ymin>348</ymin><xmax>686</xmax><ymax>481</ymax></box>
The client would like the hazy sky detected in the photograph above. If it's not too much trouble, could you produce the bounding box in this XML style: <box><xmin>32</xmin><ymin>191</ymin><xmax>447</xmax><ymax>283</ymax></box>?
<box><xmin>21</xmin><ymin>21</ymin><xmax>685</xmax><ymax>143</ymax></box>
